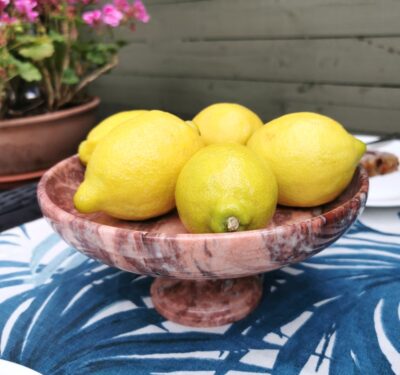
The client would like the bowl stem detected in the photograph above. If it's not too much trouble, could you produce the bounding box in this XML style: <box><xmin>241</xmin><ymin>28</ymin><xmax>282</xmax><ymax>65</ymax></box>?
<box><xmin>150</xmin><ymin>275</ymin><xmax>263</xmax><ymax>327</ymax></box>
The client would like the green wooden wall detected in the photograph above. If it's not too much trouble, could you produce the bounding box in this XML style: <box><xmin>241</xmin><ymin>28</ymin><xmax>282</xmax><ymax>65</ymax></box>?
<box><xmin>92</xmin><ymin>0</ymin><xmax>400</xmax><ymax>134</ymax></box>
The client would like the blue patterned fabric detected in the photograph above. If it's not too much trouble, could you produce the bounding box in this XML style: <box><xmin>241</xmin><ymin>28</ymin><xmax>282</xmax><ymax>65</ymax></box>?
<box><xmin>0</xmin><ymin>209</ymin><xmax>399</xmax><ymax>375</ymax></box>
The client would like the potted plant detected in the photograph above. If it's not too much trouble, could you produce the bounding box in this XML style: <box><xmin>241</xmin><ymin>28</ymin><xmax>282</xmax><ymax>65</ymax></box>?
<box><xmin>0</xmin><ymin>0</ymin><xmax>149</xmax><ymax>183</ymax></box>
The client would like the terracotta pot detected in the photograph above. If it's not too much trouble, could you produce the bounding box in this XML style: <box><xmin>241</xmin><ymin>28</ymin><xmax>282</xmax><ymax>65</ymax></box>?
<box><xmin>0</xmin><ymin>97</ymin><xmax>100</xmax><ymax>175</ymax></box>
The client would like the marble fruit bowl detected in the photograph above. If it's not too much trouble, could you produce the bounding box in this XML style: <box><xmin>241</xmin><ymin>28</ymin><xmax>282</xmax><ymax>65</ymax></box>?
<box><xmin>37</xmin><ymin>156</ymin><xmax>369</xmax><ymax>327</ymax></box>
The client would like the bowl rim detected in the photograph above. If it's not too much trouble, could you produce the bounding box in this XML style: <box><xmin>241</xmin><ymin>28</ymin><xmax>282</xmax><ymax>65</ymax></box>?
<box><xmin>37</xmin><ymin>155</ymin><xmax>369</xmax><ymax>242</ymax></box>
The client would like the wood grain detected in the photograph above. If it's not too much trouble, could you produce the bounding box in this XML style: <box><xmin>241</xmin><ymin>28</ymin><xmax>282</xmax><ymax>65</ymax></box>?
<box><xmin>92</xmin><ymin>0</ymin><xmax>400</xmax><ymax>133</ymax></box>
<box><xmin>93</xmin><ymin>76</ymin><xmax>400</xmax><ymax>133</ymax></box>
<box><xmin>131</xmin><ymin>0</ymin><xmax>400</xmax><ymax>40</ymax></box>
<box><xmin>116</xmin><ymin>38</ymin><xmax>400</xmax><ymax>86</ymax></box>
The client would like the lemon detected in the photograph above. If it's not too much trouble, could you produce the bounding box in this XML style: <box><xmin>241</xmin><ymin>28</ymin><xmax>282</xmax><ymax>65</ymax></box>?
<box><xmin>175</xmin><ymin>143</ymin><xmax>278</xmax><ymax>233</ymax></box>
<box><xmin>247</xmin><ymin>112</ymin><xmax>366</xmax><ymax>207</ymax></box>
<box><xmin>192</xmin><ymin>103</ymin><xmax>263</xmax><ymax>145</ymax></box>
<box><xmin>74</xmin><ymin>110</ymin><xmax>203</xmax><ymax>220</ymax></box>
<box><xmin>185</xmin><ymin>120</ymin><xmax>200</xmax><ymax>134</ymax></box>
<box><xmin>78</xmin><ymin>110</ymin><xmax>147</xmax><ymax>164</ymax></box>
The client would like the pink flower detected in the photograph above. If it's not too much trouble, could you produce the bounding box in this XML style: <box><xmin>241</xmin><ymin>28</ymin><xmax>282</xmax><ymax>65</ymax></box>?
<box><xmin>132</xmin><ymin>0</ymin><xmax>149</xmax><ymax>23</ymax></box>
<box><xmin>68</xmin><ymin>0</ymin><xmax>98</xmax><ymax>4</ymax></box>
<box><xmin>37</xmin><ymin>0</ymin><xmax>61</xmax><ymax>12</ymax></box>
<box><xmin>113</xmin><ymin>0</ymin><xmax>129</xmax><ymax>12</ymax></box>
<box><xmin>14</xmin><ymin>0</ymin><xmax>39</xmax><ymax>21</ymax></box>
<box><xmin>0</xmin><ymin>0</ymin><xmax>10</xmax><ymax>13</ymax></box>
<box><xmin>102</xmin><ymin>3</ymin><xmax>123</xmax><ymax>27</ymax></box>
<box><xmin>63</xmin><ymin>0</ymin><xmax>98</xmax><ymax>7</ymax></box>
<box><xmin>0</xmin><ymin>12</ymin><xmax>17</xmax><ymax>24</ymax></box>
<box><xmin>82</xmin><ymin>9</ymin><xmax>102</xmax><ymax>27</ymax></box>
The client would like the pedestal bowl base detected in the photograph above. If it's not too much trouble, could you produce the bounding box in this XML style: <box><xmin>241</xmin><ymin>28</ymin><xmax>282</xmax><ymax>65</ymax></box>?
<box><xmin>150</xmin><ymin>276</ymin><xmax>263</xmax><ymax>327</ymax></box>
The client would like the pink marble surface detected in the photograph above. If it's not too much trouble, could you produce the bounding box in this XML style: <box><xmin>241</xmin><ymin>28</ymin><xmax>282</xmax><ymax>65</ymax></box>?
<box><xmin>37</xmin><ymin>156</ymin><xmax>369</xmax><ymax>280</ymax></box>
<box><xmin>151</xmin><ymin>276</ymin><xmax>263</xmax><ymax>327</ymax></box>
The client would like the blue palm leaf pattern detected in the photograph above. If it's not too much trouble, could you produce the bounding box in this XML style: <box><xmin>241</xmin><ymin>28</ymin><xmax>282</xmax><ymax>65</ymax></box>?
<box><xmin>0</xmin><ymin>215</ymin><xmax>399</xmax><ymax>375</ymax></box>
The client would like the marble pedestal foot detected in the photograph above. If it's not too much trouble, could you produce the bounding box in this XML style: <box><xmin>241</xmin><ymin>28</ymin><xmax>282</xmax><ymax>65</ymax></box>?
<box><xmin>150</xmin><ymin>276</ymin><xmax>263</xmax><ymax>327</ymax></box>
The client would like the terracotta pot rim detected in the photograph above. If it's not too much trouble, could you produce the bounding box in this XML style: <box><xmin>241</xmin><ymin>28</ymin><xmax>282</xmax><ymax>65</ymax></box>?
<box><xmin>0</xmin><ymin>168</ymin><xmax>46</xmax><ymax>182</ymax></box>
<box><xmin>0</xmin><ymin>96</ymin><xmax>100</xmax><ymax>129</ymax></box>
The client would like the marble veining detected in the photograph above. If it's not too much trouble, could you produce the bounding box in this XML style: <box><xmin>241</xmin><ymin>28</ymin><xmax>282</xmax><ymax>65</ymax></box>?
<box><xmin>37</xmin><ymin>156</ymin><xmax>369</xmax><ymax>280</ymax></box>
<box><xmin>37</xmin><ymin>156</ymin><xmax>368</xmax><ymax>326</ymax></box>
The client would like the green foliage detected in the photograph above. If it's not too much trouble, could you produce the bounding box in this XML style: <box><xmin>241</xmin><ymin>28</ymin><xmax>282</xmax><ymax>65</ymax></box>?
<box><xmin>13</xmin><ymin>59</ymin><xmax>42</xmax><ymax>82</ymax></box>
<box><xmin>48</xmin><ymin>31</ymin><xmax>65</xmax><ymax>44</ymax></box>
<box><xmin>17</xmin><ymin>36</ymin><xmax>55</xmax><ymax>62</ymax></box>
<box><xmin>0</xmin><ymin>0</ymin><xmax>149</xmax><ymax>116</ymax></box>
<box><xmin>77</xmin><ymin>42</ymin><xmax>120</xmax><ymax>66</ymax></box>
<box><xmin>62</xmin><ymin>68</ymin><xmax>79</xmax><ymax>85</ymax></box>
<box><xmin>0</xmin><ymin>51</ymin><xmax>41</xmax><ymax>82</ymax></box>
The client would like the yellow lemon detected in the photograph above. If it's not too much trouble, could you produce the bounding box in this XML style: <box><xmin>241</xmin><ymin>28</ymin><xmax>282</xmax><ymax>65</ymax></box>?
<box><xmin>74</xmin><ymin>110</ymin><xmax>203</xmax><ymax>220</ymax></box>
<box><xmin>185</xmin><ymin>120</ymin><xmax>200</xmax><ymax>134</ymax></box>
<box><xmin>247</xmin><ymin>112</ymin><xmax>366</xmax><ymax>207</ymax></box>
<box><xmin>175</xmin><ymin>143</ymin><xmax>278</xmax><ymax>233</ymax></box>
<box><xmin>192</xmin><ymin>103</ymin><xmax>263</xmax><ymax>145</ymax></box>
<box><xmin>78</xmin><ymin>110</ymin><xmax>147</xmax><ymax>164</ymax></box>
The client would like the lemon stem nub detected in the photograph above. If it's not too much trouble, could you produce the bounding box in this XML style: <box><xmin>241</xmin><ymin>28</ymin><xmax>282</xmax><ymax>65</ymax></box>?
<box><xmin>226</xmin><ymin>216</ymin><xmax>240</xmax><ymax>232</ymax></box>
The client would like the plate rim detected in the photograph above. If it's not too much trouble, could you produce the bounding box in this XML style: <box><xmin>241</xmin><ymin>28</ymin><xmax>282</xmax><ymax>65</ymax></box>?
<box><xmin>0</xmin><ymin>359</ymin><xmax>42</xmax><ymax>375</ymax></box>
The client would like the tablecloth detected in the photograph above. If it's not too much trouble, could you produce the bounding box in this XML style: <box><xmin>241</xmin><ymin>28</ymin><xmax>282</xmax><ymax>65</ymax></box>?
<box><xmin>0</xmin><ymin>207</ymin><xmax>399</xmax><ymax>375</ymax></box>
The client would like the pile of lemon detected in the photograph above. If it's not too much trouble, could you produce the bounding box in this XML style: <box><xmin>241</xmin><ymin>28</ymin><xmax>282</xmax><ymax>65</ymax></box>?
<box><xmin>74</xmin><ymin>103</ymin><xmax>365</xmax><ymax>234</ymax></box>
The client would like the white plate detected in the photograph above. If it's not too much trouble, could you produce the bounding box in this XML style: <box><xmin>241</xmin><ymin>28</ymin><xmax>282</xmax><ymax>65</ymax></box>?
<box><xmin>0</xmin><ymin>360</ymin><xmax>41</xmax><ymax>375</ymax></box>
<box><xmin>355</xmin><ymin>135</ymin><xmax>400</xmax><ymax>208</ymax></box>
<box><xmin>360</xmin><ymin>207</ymin><xmax>400</xmax><ymax>235</ymax></box>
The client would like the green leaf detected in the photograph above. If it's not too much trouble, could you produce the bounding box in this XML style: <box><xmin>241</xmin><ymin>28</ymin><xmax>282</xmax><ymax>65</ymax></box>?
<box><xmin>116</xmin><ymin>40</ymin><xmax>128</xmax><ymax>48</ymax></box>
<box><xmin>19</xmin><ymin>42</ymin><xmax>55</xmax><ymax>61</ymax></box>
<box><xmin>49</xmin><ymin>30</ymin><xmax>65</xmax><ymax>43</ymax></box>
<box><xmin>85</xmin><ymin>44</ymin><xmax>119</xmax><ymax>66</ymax></box>
<box><xmin>97</xmin><ymin>43</ymin><xmax>119</xmax><ymax>53</ymax></box>
<box><xmin>62</xmin><ymin>68</ymin><xmax>79</xmax><ymax>85</ymax></box>
<box><xmin>15</xmin><ymin>35</ymin><xmax>38</xmax><ymax>44</ymax></box>
<box><xmin>14</xmin><ymin>60</ymin><xmax>42</xmax><ymax>81</ymax></box>
<box><xmin>73</xmin><ymin>41</ymin><xmax>120</xmax><ymax>66</ymax></box>
<box><xmin>86</xmin><ymin>50</ymin><xmax>107</xmax><ymax>65</ymax></box>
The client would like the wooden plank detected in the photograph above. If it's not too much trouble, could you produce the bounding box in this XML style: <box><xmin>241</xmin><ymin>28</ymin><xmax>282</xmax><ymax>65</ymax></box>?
<box><xmin>115</xmin><ymin>37</ymin><xmax>400</xmax><ymax>86</ymax></box>
<box><xmin>131</xmin><ymin>0</ymin><xmax>400</xmax><ymax>41</ymax></box>
<box><xmin>92</xmin><ymin>75</ymin><xmax>400</xmax><ymax>133</ymax></box>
